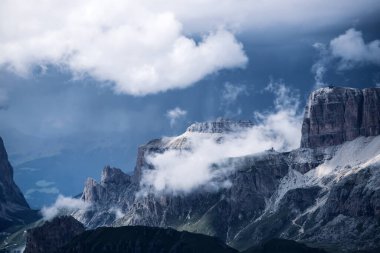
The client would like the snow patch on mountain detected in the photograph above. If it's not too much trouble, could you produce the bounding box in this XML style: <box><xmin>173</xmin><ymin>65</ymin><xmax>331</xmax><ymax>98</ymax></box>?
<box><xmin>266</xmin><ymin>135</ymin><xmax>380</xmax><ymax>216</ymax></box>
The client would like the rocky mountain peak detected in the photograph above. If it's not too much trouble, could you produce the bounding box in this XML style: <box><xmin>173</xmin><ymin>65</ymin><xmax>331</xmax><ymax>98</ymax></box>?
<box><xmin>0</xmin><ymin>137</ymin><xmax>13</xmax><ymax>190</ymax></box>
<box><xmin>0</xmin><ymin>137</ymin><xmax>8</xmax><ymax>161</ymax></box>
<box><xmin>101</xmin><ymin>166</ymin><xmax>131</xmax><ymax>185</ymax></box>
<box><xmin>301</xmin><ymin>86</ymin><xmax>380</xmax><ymax>148</ymax></box>
<box><xmin>82</xmin><ymin>178</ymin><xmax>101</xmax><ymax>202</ymax></box>
<box><xmin>186</xmin><ymin>118</ymin><xmax>254</xmax><ymax>133</ymax></box>
<box><xmin>0</xmin><ymin>136</ymin><xmax>34</xmax><ymax>230</ymax></box>
<box><xmin>82</xmin><ymin>166</ymin><xmax>132</xmax><ymax>204</ymax></box>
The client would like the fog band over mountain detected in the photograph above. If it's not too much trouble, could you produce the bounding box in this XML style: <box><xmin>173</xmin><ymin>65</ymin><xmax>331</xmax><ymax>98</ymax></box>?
<box><xmin>140</xmin><ymin>82</ymin><xmax>302</xmax><ymax>194</ymax></box>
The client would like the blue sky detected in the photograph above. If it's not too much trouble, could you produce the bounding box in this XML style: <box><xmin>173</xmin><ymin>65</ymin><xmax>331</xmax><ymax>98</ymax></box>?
<box><xmin>0</xmin><ymin>0</ymin><xmax>380</xmax><ymax>208</ymax></box>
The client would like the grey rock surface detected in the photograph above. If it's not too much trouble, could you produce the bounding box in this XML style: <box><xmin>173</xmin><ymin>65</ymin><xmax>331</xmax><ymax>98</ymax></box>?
<box><xmin>301</xmin><ymin>87</ymin><xmax>380</xmax><ymax>148</ymax></box>
<box><xmin>0</xmin><ymin>137</ymin><xmax>37</xmax><ymax>231</ymax></box>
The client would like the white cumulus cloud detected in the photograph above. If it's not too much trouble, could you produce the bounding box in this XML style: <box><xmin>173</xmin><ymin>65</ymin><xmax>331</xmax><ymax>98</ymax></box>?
<box><xmin>140</xmin><ymin>81</ymin><xmax>302</xmax><ymax>194</ymax></box>
<box><xmin>0</xmin><ymin>0</ymin><xmax>247</xmax><ymax>96</ymax></box>
<box><xmin>311</xmin><ymin>28</ymin><xmax>380</xmax><ymax>88</ymax></box>
<box><xmin>1</xmin><ymin>1</ymin><xmax>379</xmax><ymax>95</ymax></box>
<box><xmin>330</xmin><ymin>28</ymin><xmax>380</xmax><ymax>69</ymax></box>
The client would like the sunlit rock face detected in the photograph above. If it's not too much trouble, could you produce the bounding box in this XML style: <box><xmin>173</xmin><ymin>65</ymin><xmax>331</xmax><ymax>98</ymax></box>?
<box><xmin>301</xmin><ymin>87</ymin><xmax>380</xmax><ymax>148</ymax></box>
<box><xmin>0</xmin><ymin>137</ymin><xmax>38</xmax><ymax>230</ymax></box>
<box><xmin>73</xmin><ymin>87</ymin><xmax>380</xmax><ymax>252</ymax></box>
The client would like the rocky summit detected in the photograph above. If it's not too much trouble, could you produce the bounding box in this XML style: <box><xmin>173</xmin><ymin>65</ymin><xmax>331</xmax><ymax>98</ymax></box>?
<box><xmin>301</xmin><ymin>87</ymin><xmax>380</xmax><ymax>148</ymax></box>
<box><xmin>72</xmin><ymin>87</ymin><xmax>380</xmax><ymax>253</ymax></box>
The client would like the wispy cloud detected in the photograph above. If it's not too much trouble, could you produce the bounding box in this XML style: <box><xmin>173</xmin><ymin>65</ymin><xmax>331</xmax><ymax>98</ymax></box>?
<box><xmin>140</xmin><ymin>81</ymin><xmax>302</xmax><ymax>195</ymax></box>
<box><xmin>311</xmin><ymin>43</ymin><xmax>331</xmax><ymax>89</ymax></box>
<box><xmin>18</xmin><ymin>167</ymin><xmax>40</xmax><ymax>172</ymax></box>
<box><xmin>25</xmin><ymin>187</ymin><xmax>59</xmax><ymax>197</ymax></box>
<box><xmin>221</xmin><ymin>83</ymin><xmax>248</xmax><ymax>105</ymax></box>
<box><xmin>311</xmin><ymin>28</ymin><xmax>380</xmax><ymax>88</ymax></box>
<box><xmin>220</xmin><ymin>83</ymin><xmax>248</xmax><ymax>117</ymax></box>
<box><xmin>25</xmin><ymin>180</ymin><xmax>60</xmax><ymax>199</ymax></box>
<box><xmin>36</xmin><ymin>180</ymin><xmax>55</xmax><ymax>187</ymax></box>
<box><xmin>109</xmin><ymin>207</ymin><xmax>125</xmax><ymax>220</ymax></box>
<box><xmin>41</xmin><ymin>195</ymin><xmax>89</xmax><ymax>220</ymax></box>
<box><xmin>166</xmin><ymin>107</ymin><xmax>187</xmax><ymax>127</ymax></box>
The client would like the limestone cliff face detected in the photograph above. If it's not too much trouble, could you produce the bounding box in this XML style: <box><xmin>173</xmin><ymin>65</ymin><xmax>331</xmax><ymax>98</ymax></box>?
<box><xmin>0</xmin><ymin>136</ymin><xmax>35</xmax><ymax>230</ymax></box>
<box><xmin>301</xmin><ymin>87</ymin><xmax>380</xmax><ymax>148</ymax></box>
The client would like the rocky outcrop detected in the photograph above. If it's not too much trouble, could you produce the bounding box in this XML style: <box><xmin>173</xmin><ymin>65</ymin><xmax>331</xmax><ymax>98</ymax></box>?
<box><xmin>24</xmin><ymin>216</ymin><xmax>85</xmax><ymax>253</ymax></box>
<box><xmin>79</xmin><ymin>166</ymin><xmax>136</xmax><ymax>227</ymax></box>
<box><xmin>301</xmin><ymin>87</ymin><xmax>380</xmax><ymax>148</ymax></box>
<box><xmin>187</xmin><ymin>118</ymin><xmax>254</xmax><ymax>133</ymax></box>
<box><xmin>58</xmin><ymin>225</ymin><xmax>237</xmax><ymax>253</ymax></box>
<box><xmin>0</xmin><ymin>137</ymin><xmax>37</xmax><ymax>230</ymax></box>
<box><xmin>82</xmin><ymin>166</ymin><xmax>132</xmax><ymax>204</ymax></box>
<box><xmin>294</xmin><ymin>164</ymin><xmax>380</xmax><ymax>251</ymax></box>
<box><xmin>322</xmin><ymin>168</ymin><xmax>380</xmax><ymax>218</ymax></box>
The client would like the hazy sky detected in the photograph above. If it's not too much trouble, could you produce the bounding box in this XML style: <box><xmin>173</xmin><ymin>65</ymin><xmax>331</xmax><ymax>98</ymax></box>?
<box><xmin>0</xmin><ymin>0</ymin><xmax>380</xmax><ymax>208</ymax></box>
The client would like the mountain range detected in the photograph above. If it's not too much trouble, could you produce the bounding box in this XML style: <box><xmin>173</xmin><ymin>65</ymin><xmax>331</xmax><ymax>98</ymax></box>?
<box><xmin>0</xmin><ymin>86</ymin><xmax>380</xmax><ymax>252</ymax></box>
<box><xmin>72</xmin><ymin>87</ymin><xmax>380</xmax><ymax>252</ymax></box>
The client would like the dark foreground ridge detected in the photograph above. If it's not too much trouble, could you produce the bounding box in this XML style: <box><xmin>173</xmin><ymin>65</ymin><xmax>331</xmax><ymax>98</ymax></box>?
<box><xmin>24</xmin><ymin>216</ymin><xmax>333</xmax><ymax>253</ymax></box>
<box><xmin>243</xmin><ymin>238</ymin><xmax>327</xmax><ymax>253</ymax></box>
<box><xmin>24</xmin><ymin>216</ymin><xmax>85</xmax><ymax>253</ymax></box>
<box><xmin>59</xmin><ymin>226</ymin><xmax>237</xmax><ymax>253</ymax></box>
